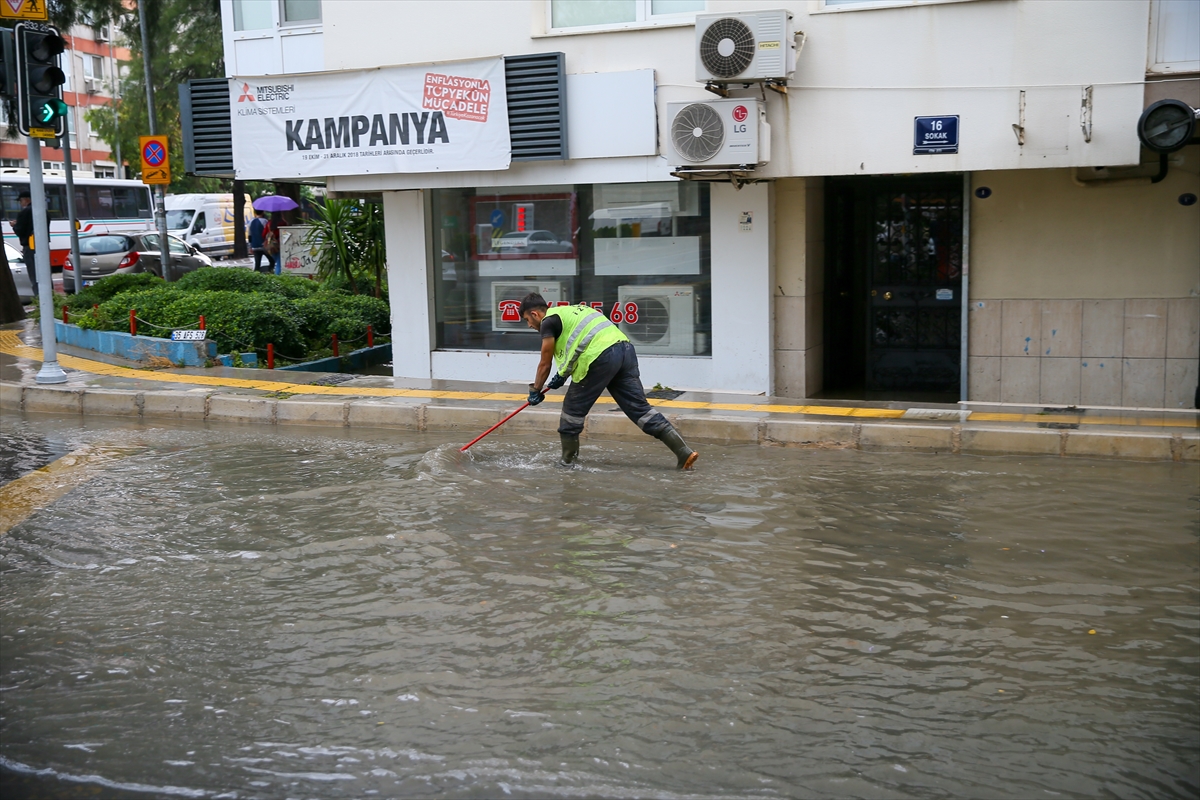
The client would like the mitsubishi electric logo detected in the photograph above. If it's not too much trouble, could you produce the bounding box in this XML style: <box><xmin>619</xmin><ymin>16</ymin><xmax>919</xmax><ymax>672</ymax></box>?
<box><xmin>236</xmin><ymin>83</ymin><xmax>297</xmax><ymax>118</ymax></box>
<box><xmin>237</xmin><ymin>83</ymin><xmax>295</xmax><ymax>103</ymax></box>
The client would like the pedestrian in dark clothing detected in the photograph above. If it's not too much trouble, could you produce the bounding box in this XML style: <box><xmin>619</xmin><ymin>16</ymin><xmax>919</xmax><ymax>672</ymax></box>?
<box><xmin>12</xmin><ymin>190</ymin><xmax>36</xmax><ymax>299</ymax></box>
<box><xmin>249</xmin><ymin>208</ymin><xmax>269</xmax><ymax>273</ymax></box>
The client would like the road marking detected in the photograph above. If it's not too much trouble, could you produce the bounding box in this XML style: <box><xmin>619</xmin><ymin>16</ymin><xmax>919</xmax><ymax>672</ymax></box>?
<box><xmin>0</xmin><ymin>446</ymin><xmax>131</xmax><ymax>534</ymax></box>
<box><xmin>2</xmin><ymin>329</ymin><xmax>1196</xmax><ymax>430</ymax></box>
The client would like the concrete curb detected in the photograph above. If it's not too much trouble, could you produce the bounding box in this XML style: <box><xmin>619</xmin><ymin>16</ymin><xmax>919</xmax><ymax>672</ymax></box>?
<box><xmin>55</xmin><ymin>321</ymin><xmax>216</xmax><ymax>366</ymax></box>
<box><xmin>2</xmin><ymin>381</ymin><xmax>1196</xmax><ymax>462</ymax></box>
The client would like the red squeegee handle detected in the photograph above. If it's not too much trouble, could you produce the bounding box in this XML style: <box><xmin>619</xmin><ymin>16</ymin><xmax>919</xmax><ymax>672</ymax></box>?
<box><xmin>460</xmin><ymin>402</ymin><xmax>531</xmax><ymax>452</ymax></box>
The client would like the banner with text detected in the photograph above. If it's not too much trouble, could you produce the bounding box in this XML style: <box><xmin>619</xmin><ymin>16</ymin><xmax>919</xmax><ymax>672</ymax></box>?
<box><xmin>230</xmin><ymin>58</ymin><xmax>510</xmax><ymax>179</ymax></box>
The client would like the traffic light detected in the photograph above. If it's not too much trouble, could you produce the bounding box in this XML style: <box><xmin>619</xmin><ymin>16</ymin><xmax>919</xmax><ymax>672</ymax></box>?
<box><xmin>15</xmin><ymin>22</ymin><xmax>67</xmax><ymax>138</ymax></box>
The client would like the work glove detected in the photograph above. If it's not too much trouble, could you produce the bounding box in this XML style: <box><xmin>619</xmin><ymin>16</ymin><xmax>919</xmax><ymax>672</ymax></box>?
<box><xmin>547</xmin><ymin>372</ymin><xmax>567</xmax><ymax>390</ymax></box>
<box><xmin>527</xmin><ymin>385</ymin><xmax>545</xmax><ymax>406</ymax></box>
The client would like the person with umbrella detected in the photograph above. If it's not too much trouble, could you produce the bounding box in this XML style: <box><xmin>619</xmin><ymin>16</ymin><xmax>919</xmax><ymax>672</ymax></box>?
<box><xmin>252</xmin><ymin>195</ymin><xmax>299</xmax><ymax>274</ymax></box>
<box><xmin>249</xmin><ymin>208</ymin><xmax>270</xmax><ymax>273</ymax></box>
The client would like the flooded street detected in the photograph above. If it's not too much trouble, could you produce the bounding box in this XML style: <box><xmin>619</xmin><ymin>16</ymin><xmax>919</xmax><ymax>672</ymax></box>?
<box><xmin>1</xmin><ymin>417</ymin><xmax>1197</xmax><ymax>799</ymax></box>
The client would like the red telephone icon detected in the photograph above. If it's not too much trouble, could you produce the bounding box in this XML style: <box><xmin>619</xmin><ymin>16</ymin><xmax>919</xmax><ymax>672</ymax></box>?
<box><xmin>498</xmin><ymin>300</ymin><xmax>522</xmax><ymax>322</ymax></box>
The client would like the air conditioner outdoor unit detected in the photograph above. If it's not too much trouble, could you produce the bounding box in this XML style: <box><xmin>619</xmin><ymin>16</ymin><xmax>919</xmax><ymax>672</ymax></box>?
<box><xmin>95</xmin><ymin>25</ymin><xmax>110</xmax><ymax>42</ymax></box>
<box><xmin>618</xmin><ymin>285</ymin><xmax>697</xmax><ymax>356</ymax></box>
<box><xmin>695</xmin><ymin>9</ymin><xmax>796</xmax><ymax>83</ymax></box>
<box><xmin>84</xmin><ymin>77</ymin><xmax>100</xmax><ymax>94</ymax></box>
<box><xmin>491</xmin><ymin>281</ymin><xmax>569</xmax><ymax>332</ymax></box>
<box><xmin>666</xmin><ymin>99</ymin><xmax>767</xmax><ymax>168</ymax></box>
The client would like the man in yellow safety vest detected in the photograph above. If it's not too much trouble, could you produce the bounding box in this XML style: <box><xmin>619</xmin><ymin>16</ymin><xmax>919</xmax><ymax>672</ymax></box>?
<box><xmin>520</xmin><ymin>292</ymin><xmax>699</xmax><ymax>469</ymax></box>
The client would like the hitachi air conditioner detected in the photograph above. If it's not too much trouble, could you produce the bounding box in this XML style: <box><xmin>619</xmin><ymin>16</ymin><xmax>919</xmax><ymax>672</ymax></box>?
<box><xmin>491</xmin><ymin>281</ymin><xmax>568</xmax><ymax>332</ymax></box>
<box><xmin>695</xmin><ymin>10</ymin><xmax>796</xmax><ymax>83</ymax></box>
<box><xmin>618</xmin><ymin>285</ymin><xmax>697</xmax><ymax>356</ymax></box>
<box><xmin>666</xmin><ymin>99</ymin><xmax>767</xmax><ymax>168</ymax></box>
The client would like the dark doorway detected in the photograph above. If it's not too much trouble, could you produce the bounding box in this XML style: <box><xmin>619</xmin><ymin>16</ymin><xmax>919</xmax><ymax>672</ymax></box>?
<box><xmin>823</xmin><ymin>175</ymin><xmax>963</xmax><ymax>402</ymax></box>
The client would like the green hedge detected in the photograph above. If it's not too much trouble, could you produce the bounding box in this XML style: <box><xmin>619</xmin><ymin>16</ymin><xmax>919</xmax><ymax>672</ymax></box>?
<box><xmin>71</xmin><ymin>271</ymin><xmax>389</xmax><ymax>364</ymax></box>
<box><xmin>64</xmin><ymin>273</ymin><xmax>164</xmax><ymax>311</ymax></box>
<box><xmin>174</xmin><ymin>268</ymin><xmax>320</xmax><ymax>299</ymax></box>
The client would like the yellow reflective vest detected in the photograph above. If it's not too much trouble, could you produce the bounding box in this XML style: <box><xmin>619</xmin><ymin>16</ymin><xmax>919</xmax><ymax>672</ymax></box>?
<box><xmin>547</xmin><ymin>304</ymin><xmax>629</xmax><ymax>383</ymax></box>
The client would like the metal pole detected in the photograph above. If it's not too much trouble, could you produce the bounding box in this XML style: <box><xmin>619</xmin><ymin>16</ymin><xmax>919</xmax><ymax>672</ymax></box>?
<box><xmin>959</xmin><ymin>171</ymin><xmax>971</xmax><ymax>404</ymax></box>
<box><xmin>109</xmin><ymin>41</ymin><xmax>120</xmax><ymax>175</ymax></box>
<box><xmin>27</xmin><ymin>137</ymin><xmax>67</xmax><ymax>384</ymax></box>
<box><xmin>61</xmin><ymin>130</ymin><xmax>82</xmax><ymax>295</ymax></box>
<box><xmin>138</xmin><ymin>1</ymin><xmax>170</xmax><ymax>281</ymax></box>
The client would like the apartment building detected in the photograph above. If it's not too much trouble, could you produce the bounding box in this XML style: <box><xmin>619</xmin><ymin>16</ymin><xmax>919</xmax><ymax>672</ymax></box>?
<box><xmin>218</xmin><ymin>0</ymin><xmax>1199</xmax><ymax>408</ymax></box>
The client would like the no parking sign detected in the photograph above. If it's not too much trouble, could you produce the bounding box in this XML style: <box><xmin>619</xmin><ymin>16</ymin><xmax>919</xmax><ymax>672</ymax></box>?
<box><xmin>140</xmin><ymin>136</ymin><xmax>171</xmax><ymax>185</ymax></box>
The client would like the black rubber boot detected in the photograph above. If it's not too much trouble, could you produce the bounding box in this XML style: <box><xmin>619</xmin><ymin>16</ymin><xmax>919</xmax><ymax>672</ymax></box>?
<box><xmin>656</xmin><ymin>427</ymin><xmax>698</xmax><ymax>470</ymax></box>
<box><xmin>560</xmin><ymin>433</ymin><xmax>580</xmax><ymax>465</ymax></box>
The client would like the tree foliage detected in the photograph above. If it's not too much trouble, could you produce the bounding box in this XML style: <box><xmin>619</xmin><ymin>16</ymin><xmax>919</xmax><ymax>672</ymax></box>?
<box><xmin>82</xmin><ymin>0</ymin><xmax>227</xmax><ymax>193</ymax></box>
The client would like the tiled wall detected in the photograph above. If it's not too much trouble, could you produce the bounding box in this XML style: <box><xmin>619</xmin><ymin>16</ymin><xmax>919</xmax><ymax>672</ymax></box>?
<box><xmin>969</xmin><ymin>298</ymin><xmax>1200</xmax><ymax>408</ymax></box>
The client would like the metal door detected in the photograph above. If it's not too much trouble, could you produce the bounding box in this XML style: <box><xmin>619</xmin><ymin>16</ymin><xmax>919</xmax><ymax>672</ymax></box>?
<box><xmin>865</xmin><ymin>180</ymin><xmax>962</xmax><ymax>394</ymax></box>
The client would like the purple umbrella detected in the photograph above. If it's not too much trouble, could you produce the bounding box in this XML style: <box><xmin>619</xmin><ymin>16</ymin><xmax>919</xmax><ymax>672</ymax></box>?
<box><xmin>253</xmin><ymin>195</ymin><xmax>299</xmax><ymax>212</ymax></box>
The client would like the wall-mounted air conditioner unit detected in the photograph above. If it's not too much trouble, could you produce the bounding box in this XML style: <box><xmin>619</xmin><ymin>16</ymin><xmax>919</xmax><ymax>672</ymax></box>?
<box><xmin>84</xmin><ymin>77</ymin><xmax>100</xmax><ymax>94</ymax></box>
<box><xmin>491</xmin><ymin>281</ymin><xmax>569</xmax><ymax>332</ymax></box>
<box><xmin>666</xmin><ymin>99</ymin><xmax>767</xmax><ymax>168</ymax></box>
<box><xmin>695</xmin><ymin>10</ymin><xmax>796</xmax><ymax>84</ymax></box>
<box><xmin>95</xmin><ymin>25</ymin><xmax>110</xmax><ymax>42</ymax></box>
<box><xmin>618</xmin><ymin>285</ymin><xmax>698</xmax><ymax>356</ymax></box>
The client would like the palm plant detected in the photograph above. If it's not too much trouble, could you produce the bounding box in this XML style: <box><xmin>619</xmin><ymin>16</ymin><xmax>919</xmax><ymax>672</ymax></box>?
<box><xmin>353</xmin><ymin>201</ymin><xmax>387</xmax><ymax>299</ymax></box>
<box><xmin>305</xmin><ymin>199</ymin><xmax>359</xmax><ymax>295</ymax></box>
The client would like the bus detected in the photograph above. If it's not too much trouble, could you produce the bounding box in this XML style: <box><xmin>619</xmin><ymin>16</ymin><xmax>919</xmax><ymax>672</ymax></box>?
<box><xmin>1</xmin><ymin>169</ymin><xmax>155</xmax><ymax>269</ymax></box>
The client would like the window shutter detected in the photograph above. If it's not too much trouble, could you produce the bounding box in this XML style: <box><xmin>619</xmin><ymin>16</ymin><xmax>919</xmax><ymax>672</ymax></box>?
<box><xmin>179</xmin><ymin>79</ymin><xmax>235</xmax><ymax>177</ymax></box>
<box><xmin>504</xmin><ymin>53</ymin><xmax>568</xmax><ymax>162</ymax></box>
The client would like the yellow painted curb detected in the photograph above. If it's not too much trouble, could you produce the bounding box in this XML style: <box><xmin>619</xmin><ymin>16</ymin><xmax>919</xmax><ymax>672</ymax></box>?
<box><xmin>0</xmin><ymin>446</ymin><xmax>131</xmax><ymax>534</ymax></box>
<box><xmin>3</xmin><ymin>329</ymin><xmax>1196</xmax><ymax>430</ymax></box>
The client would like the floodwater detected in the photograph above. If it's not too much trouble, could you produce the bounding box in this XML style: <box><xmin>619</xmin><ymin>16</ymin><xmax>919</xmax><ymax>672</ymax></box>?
<box><xmin>1</xmin><ymin>417</ymin><xmax>1197</xmax><ymax>799</ymax></box>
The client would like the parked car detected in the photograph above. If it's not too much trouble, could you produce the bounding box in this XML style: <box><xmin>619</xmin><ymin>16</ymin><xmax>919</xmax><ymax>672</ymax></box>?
<box><xmin>493</xmin><ymin>230</ymin><xmax>573</xmax><ymax>255</ymax></box>
<box><xmin>6</xmin><ymin>242</ymin><xmax>33</xmax><ymax>302</ymax></box>
<box><xmin>64</xmin><ymin>231</ymin><xmax>214</xmax><ymax>292</ymax></box>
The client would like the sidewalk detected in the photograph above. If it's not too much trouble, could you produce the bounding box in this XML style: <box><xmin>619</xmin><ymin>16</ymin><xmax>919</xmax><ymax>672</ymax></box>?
<box><xmin>2</xmin><ymin>322</ymin><xmax>1197</xmax><ymax>462</ymax></box>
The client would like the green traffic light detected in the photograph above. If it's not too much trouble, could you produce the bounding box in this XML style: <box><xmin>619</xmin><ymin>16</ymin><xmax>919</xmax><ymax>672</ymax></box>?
<box><xmin>35</xmin><ymin>98</ymin><xmax>67</xmax><ymax>124</ymax></box>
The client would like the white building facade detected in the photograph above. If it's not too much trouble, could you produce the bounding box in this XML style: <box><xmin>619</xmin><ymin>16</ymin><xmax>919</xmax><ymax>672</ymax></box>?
<box><xmin>221</xmin><ymin>0</ymin><xmax>1200</xmax><ymax>408</ymax></box>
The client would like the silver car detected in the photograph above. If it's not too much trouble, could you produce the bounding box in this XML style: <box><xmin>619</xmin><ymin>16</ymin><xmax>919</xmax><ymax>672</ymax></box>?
<box><xmin>64</xmin><ymin>231</ymin><xmax>213</xmax><ymax>292</ymax></box>
<box><xmin>493</xmin><ymin>230</ymin><xmax>573</xmax><ymax>255</ymax></box>
<box><xmin>6</xmin><ymin>242</ymin><xmax>33</xmax><ymax>302</ymax></box>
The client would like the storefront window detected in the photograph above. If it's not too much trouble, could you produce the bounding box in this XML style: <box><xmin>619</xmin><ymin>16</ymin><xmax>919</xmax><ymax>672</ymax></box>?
<box><xmin>433</xmin><ymin>182</ymin><xmax>712</xmax><ymax>357</ymax></box>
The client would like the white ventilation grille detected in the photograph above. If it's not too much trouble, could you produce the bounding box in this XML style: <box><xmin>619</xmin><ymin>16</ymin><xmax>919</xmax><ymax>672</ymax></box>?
<box><xmin>753</xmin><ymin>13</ymin><xmax>785</xmax><ymax>78</ymax></box>
<box><xmin>670</xmin><ymin>103</ymin><xmax>725</xmax><ymax>163</ymax></box>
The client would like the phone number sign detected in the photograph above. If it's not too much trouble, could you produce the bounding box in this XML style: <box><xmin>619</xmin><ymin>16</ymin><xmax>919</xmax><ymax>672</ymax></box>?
<box><xmin>913</xmin><ymin>115</ymin><xmax>959</xmax><ymax>155</ymax></box>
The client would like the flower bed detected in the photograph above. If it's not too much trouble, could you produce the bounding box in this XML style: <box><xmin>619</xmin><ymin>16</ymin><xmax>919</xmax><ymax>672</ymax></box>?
<box><xmin>60</xmin><ymin>271</ymin><xmax>390</xmax><ymax>366</ymax></box>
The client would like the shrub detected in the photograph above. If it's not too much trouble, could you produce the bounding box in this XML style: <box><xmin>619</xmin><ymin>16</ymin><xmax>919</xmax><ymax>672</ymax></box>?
<box><xmin>174</xmin><ymin>268</ymin><xmax>320</xmax><ymax>299</ymax></box>
<box><xmin>293</xmin><ymin>293</ymin><xmax>389</xmax><ymax>349</ymax></box>
<box><xmin>77</xmin><ymin>287</ymin><xmax>187</xmax><ymax>332</ymax></box>
<box><xmin>64</xmin><ymin>273</ymin><xmax>164</xmax><ymax>311</ymax></box>
<box><xmin>63</xmin><ymin>270</ymin><xmax>386</xmax><ymax>364</ymax></box>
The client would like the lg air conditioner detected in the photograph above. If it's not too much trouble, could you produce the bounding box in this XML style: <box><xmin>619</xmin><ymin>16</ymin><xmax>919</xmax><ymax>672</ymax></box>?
<box><xmin>491</xmin><ymin>281</ymin><xmax>569</xmax><ymax>332</ymax></box>
<box><xmin>618</xmin><ymin>285</ymin><xmax>697</xmax><ymax>356</ymax></box>
<box><xmin>666</xmin><ymin>99</ymin><xmax>767</xmax><ymax>168</ymax></box>
<box><xmin>695</xmin><ymin>10</ymin><xmax>796</xmax><ymax>83</ymax></box>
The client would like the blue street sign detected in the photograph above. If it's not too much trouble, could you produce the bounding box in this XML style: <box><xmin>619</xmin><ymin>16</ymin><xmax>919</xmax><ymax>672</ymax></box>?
<box><xmin>490</xmin><ymin>208</ymin><xmax>505</xmax><ymax>228</ymax></box>
<box><xmin>914</xmin><ymin>115</ymin><xmax>959</xmax><ymax>155</ymax></box>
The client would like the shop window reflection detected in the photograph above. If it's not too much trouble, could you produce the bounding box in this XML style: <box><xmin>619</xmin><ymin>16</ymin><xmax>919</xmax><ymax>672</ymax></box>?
<box><xmin>432</xmin><ymin>182</ymin><xmax>711</xmax><ymax>356</ymax></box>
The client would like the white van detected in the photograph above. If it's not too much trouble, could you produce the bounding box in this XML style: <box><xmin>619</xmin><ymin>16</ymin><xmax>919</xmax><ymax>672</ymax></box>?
<box><xmin>164</xmin><ymin>193</ymin><xmax>252</xmax><ymax>258</ymax></box>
